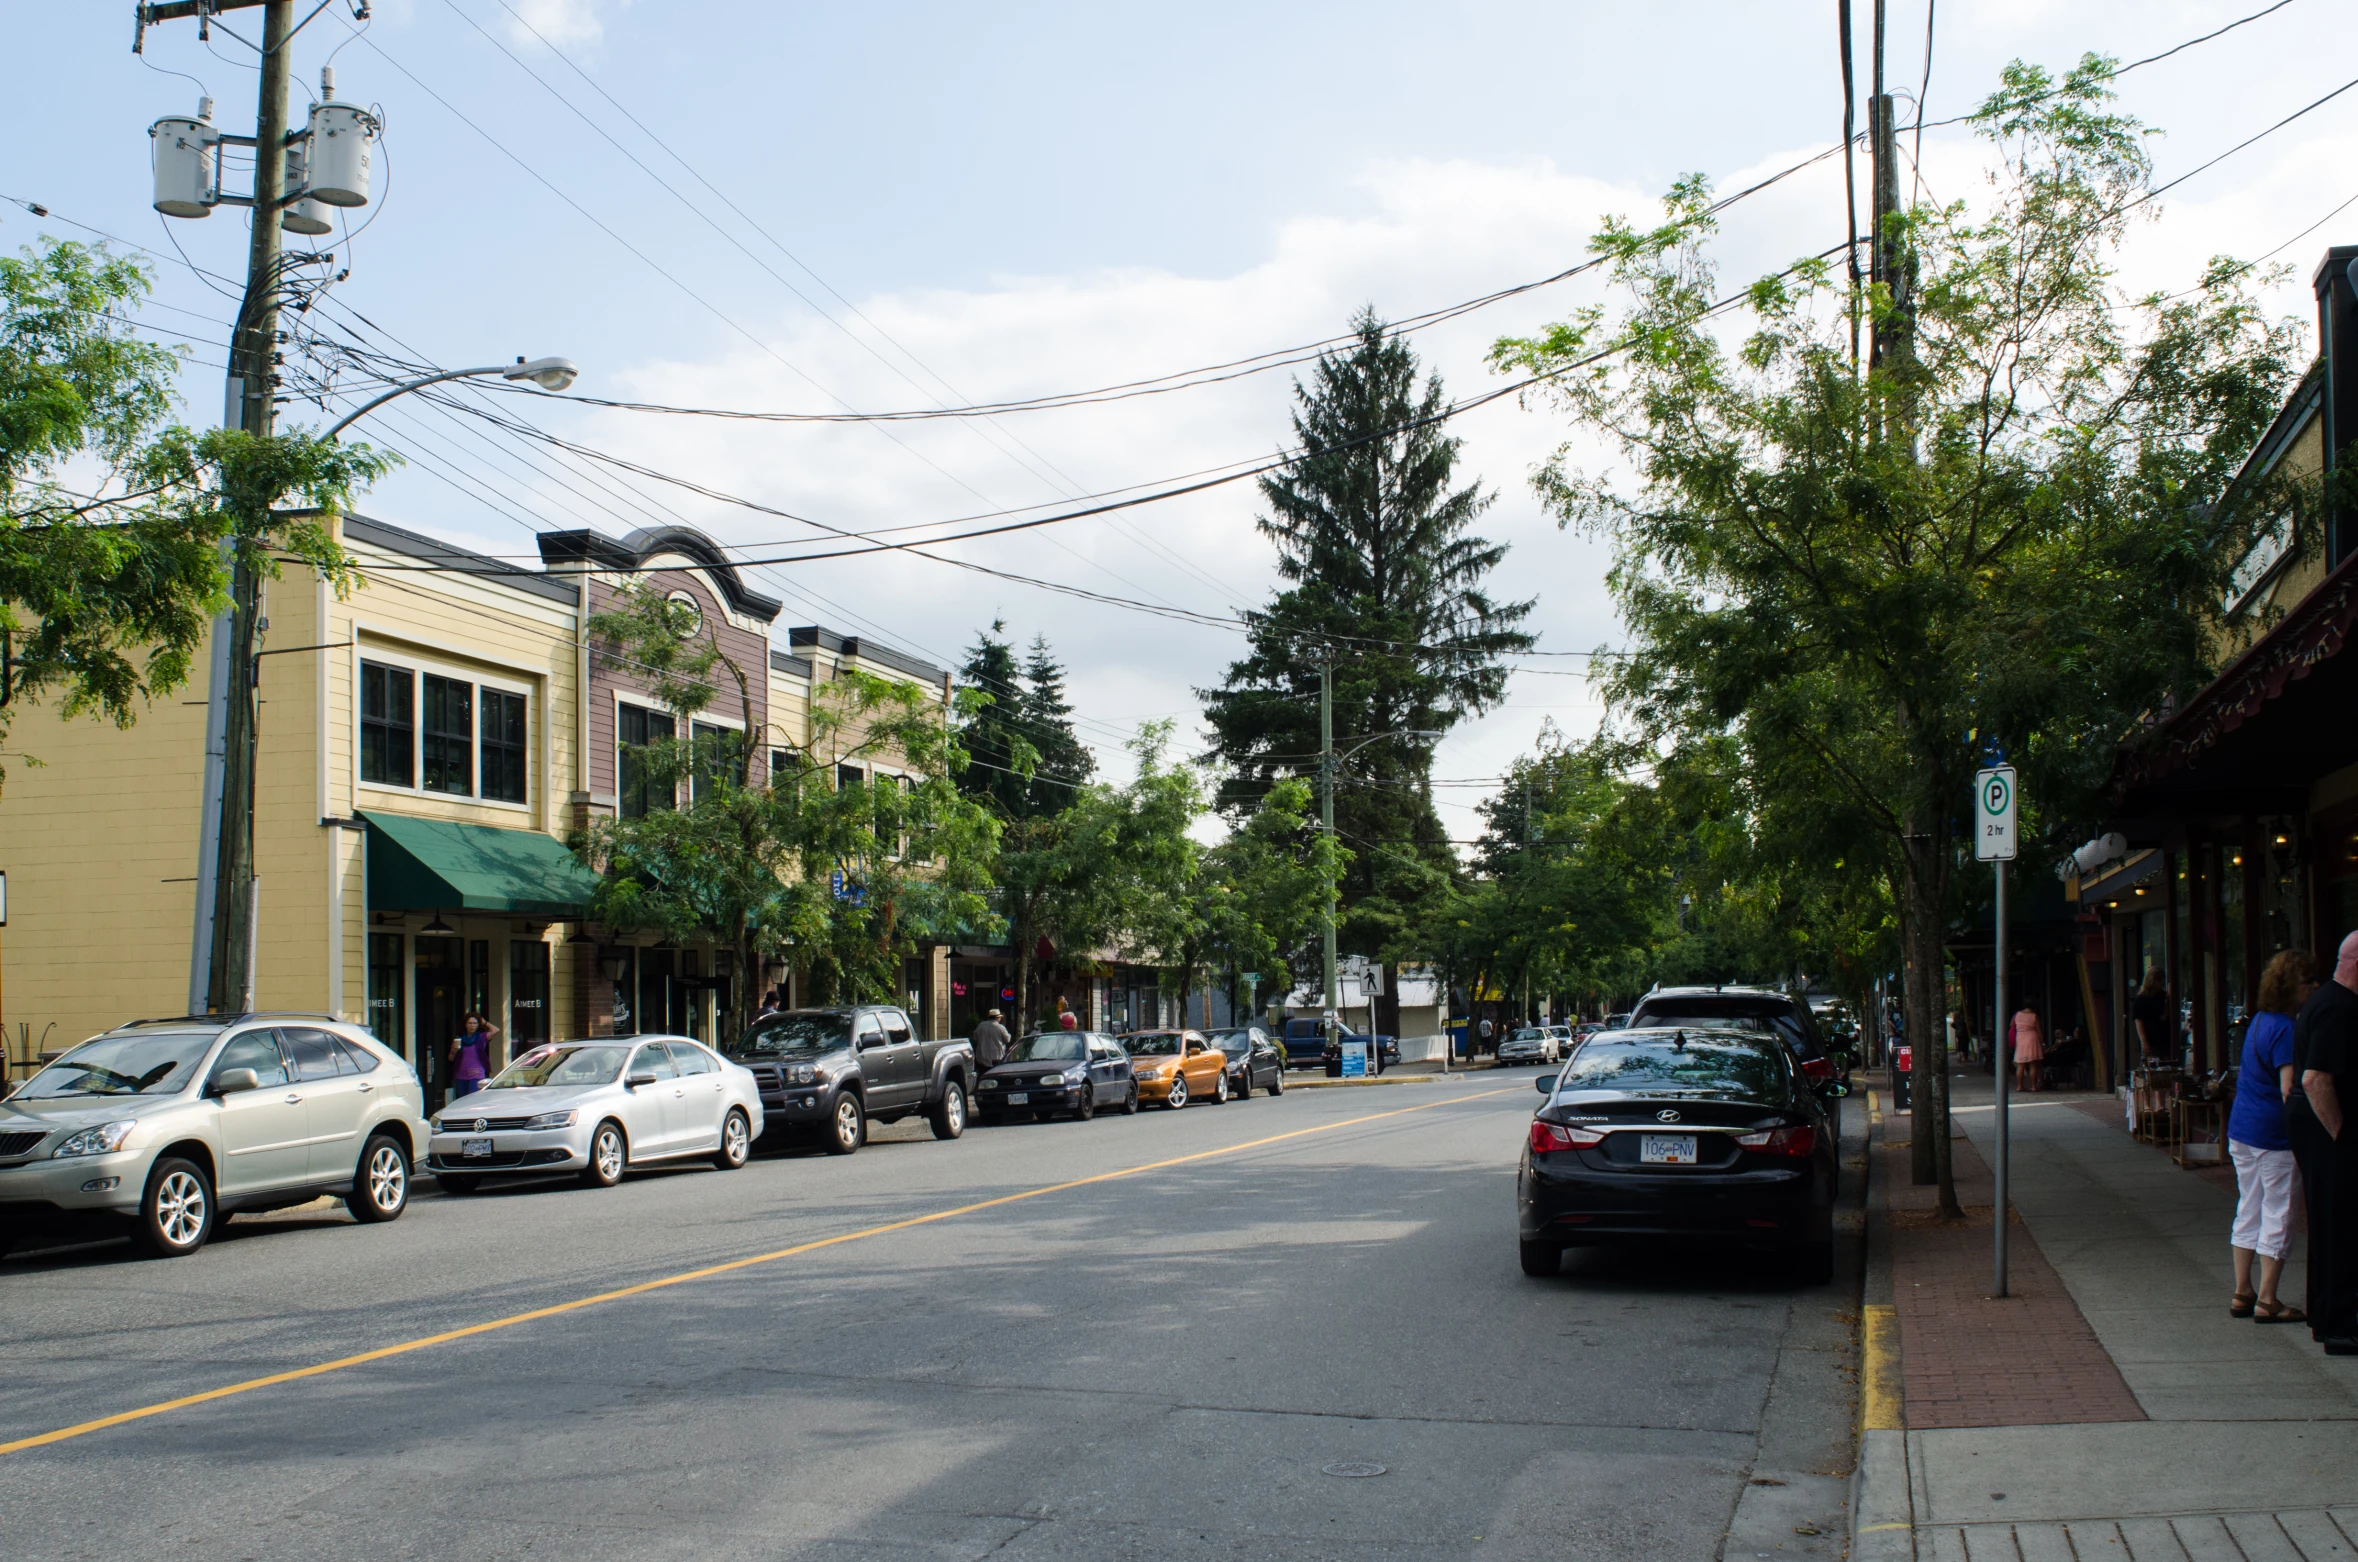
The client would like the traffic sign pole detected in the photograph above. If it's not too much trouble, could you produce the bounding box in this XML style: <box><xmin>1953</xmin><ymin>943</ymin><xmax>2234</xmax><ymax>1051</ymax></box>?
<box><xmin>1975</xmin><ymin>765</ymin><xmax>2018</xmax><ymax>1298</ymax></box>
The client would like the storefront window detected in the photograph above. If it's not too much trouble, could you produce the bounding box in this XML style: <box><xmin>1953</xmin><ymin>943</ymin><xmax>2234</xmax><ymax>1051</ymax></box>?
<box><xmin>510</xmin><ymin>940</ymin><xmax>550</xmax><ymax>1048</ymax></box>
<box><xmin>468</xmin><ymin>939</ymin><xmax>492</xmax><ymax>1026</ymax></box>
<box><xmin>367</xmin><ymin>932</ymin><xmax>406</xmax><ymax>1054</ymax></box>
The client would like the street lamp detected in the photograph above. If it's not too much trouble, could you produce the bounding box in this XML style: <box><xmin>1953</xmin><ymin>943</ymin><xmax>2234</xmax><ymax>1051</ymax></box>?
<box><xmin>1316</xmin><ymin>693</ymin><xmax>1445</xmax><ymax>1077</ymax></box>
<box><xmin>322</xmin><ymin>355</ymin><xmax>579</xmax><ymax>439</ymax></box>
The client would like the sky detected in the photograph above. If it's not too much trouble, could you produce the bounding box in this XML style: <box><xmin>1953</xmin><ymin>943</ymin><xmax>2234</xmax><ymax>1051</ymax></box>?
<box><xmin>7</xmin><ymin>0</ymin><xmax>2357</xmax><ymax>848</ymax></box>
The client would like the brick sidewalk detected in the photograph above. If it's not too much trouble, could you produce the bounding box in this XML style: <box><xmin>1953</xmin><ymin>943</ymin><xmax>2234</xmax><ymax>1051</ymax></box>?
<box><xmin>1876</xmin><ymin>1101</ymin><xmax>2143</xmax><ymax>1429</ymax></box>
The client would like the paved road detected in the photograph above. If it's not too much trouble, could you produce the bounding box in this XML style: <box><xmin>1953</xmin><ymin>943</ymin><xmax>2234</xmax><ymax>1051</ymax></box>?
<box><xmin>0</xmin><ymin>1072</ymin><xmax>1862</xmax><ymax>1561</ymax></box>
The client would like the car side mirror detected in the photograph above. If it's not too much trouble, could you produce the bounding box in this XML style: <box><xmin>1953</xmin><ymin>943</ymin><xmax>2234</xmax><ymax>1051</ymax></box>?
<box><xmin>627</xmin><ymin>1071</ymin><xmax>658</xmax><ymax>1088</ymax></box>
<box><xmin>1534</xmin><ymin>1075</ymin><xmax>1556</xmax><ymax>1094</ymax></box>
<box><xmin>213</xmin><ymin>1066</ymin><xmax>260</xmax><ymax>1096</ymax></box>
<box><xmin>1816</xmin><ymin>1079</ymin><xmax>1851</xmax><ymax>1099</ymax></box>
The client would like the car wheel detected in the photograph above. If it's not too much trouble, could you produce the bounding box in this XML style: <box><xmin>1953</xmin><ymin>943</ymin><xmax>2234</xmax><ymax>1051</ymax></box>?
<box><xmin>1268</xmin><ymin>1069</ymin><xmax>1285</xmax><ymax>1097</ymax></box>
<box><xmin>1795</xmin><ymin>1240</ymin><xmax>1835</xmax><ymax>1286</ymax></box>
<box><xmin>580</xmin><ymin>1120</ymin><xmax>629</xmax><ymax>1187</ymax></box>
<box><xmin>1212</xmin><ymin>1071</ymin><xmax>1230</xmax><ymax>1105</ymax></box>
<box><xmin>1073</xmin><ymin>1083</ymin><xmax>1096</xmax><ymax>1122</ymax></box>
<box><xmin>1518</xmin><ymin>1237</ymin><xmax>1563</xmax><ymax>1278</ymax></box>
<box><xmin>437</xmin><ymin>1173</ymin><xmax>481</xmax><ymax>1195</ymax></box>
<box><xmin>1166</xmin><ymin>1074</ymin><xmax>1188</xmax><ymax>1110</ymax></box>
<box><xmin>825</xmin><ymin>1093</ymin><xmax>866</xmax><ymax>1155</ymax></box>
<box><xmin>136</xmin><ymin>1157</ymin><xmax>215</xmax><ymax>1258</ymax></box>
<box><xmin>930</xmin><ymin>1080</ymin><xmax>969</xmax><ymax>1141</ymax></box>
<box><xmin>713</xmin><ymin>1108</ymin><xmax>753</xmax><ymax>1170</ymax></box>
<box><xmin>347</xmin><ymin>1133</ymin><xmax>410</xmax><ymax>1223</ymax></box>
<box><xmin>1122</xmin><ymin>1081</ymin><xmax>1140</xmax><ymax>1114</ymax></box>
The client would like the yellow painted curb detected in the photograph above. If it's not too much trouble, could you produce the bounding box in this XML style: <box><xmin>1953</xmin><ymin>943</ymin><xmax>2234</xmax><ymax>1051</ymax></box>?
<box><xmin>1861</xmin><ymin>1303</ymin><xmax>1901</xmax><ymax>1431</ymax></box>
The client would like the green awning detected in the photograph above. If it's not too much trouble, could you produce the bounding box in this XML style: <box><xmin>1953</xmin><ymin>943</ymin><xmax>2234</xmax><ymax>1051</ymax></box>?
<box><xmin>361</xmin><ymin>810</ymin><xmax>601</xmax><ymax>917</ymax></box>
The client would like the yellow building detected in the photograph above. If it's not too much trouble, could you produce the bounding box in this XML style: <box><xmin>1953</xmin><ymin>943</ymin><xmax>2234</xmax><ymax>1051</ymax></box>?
<box><xmin>0</xmin><ymin>513</ymin><xmax>594</xmax><ymax>1098</ymax></box>
<box><xmin>1</xmin><ymin>513</ymin><xmax>966</xmax><ymax>1097</ymax></box>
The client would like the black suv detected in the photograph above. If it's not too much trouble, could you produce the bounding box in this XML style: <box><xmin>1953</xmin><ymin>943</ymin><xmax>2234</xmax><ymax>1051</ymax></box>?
<box><xmin>1623</xmin><ymin>987</ymin><xmax>1843</xmax><ymax>1084</ymax></box>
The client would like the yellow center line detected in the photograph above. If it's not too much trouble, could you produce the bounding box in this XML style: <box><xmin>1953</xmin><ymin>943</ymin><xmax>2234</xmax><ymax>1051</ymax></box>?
<box><xmin>0</xmin><ymin>1084</ymin><xmax>1518</xmax><ymax>1458</ymax></box>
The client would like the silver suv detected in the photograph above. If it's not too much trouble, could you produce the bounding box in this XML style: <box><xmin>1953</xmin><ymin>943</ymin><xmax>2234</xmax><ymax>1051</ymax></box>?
<box><xmin>0</xmin><ymin>1014</ymin><xmax>427</xmax><ymax>1259</ymax></box>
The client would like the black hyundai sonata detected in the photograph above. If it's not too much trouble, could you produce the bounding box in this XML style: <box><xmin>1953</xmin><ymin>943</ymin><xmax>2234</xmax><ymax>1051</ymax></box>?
<box><xmin>1517</xmin><ymin>1026</ymin><xmax>1843</xmax><ymax>1283</ymax></box>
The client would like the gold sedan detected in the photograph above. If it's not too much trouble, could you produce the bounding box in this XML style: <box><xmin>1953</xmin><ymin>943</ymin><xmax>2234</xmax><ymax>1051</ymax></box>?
<box><xmin>1124</xmin><ymin>1030</ymin><xmax>1232</xmax><ymax>1108</ymax></box>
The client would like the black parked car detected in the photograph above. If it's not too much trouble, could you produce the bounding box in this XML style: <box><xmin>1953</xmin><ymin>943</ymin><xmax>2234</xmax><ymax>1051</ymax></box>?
<box><xmin>974</xmin><ymin>1031</ymin><xmax>1139</xmax><ymax>1121</ymax></box>
<box><xmin>1517</xmin><ymin>1025</ymin><xmax>1845</xmax><ymax>1283</ymax></box>
<box><xmin>1625</xmin><ymin>986</ymin><xmax>1843</xmax><ymax>1085</ymax></box>
<box><xmin>1207</xmin><ymin>1026</ymin><xmax>1285</xmax><ymax>1098</ymax></box>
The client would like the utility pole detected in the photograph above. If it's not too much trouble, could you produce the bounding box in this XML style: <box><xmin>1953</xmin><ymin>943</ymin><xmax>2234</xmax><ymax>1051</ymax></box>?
<box><xmin>146</xmin><ymin>0</ymin><xmax>294</xmax><ymax>1015</ymax></box>
<box><xmin>1319</xmin><ymin>659</ymin><xmax>1340</xmax><ymax>1065</ymax></box>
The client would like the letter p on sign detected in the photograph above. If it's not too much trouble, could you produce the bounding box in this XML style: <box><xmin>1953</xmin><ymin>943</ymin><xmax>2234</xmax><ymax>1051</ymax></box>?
<box><xmin>1976</xmin><ymin>767</ymin><xmax>2017</xmax><ymax>861</ymax></box>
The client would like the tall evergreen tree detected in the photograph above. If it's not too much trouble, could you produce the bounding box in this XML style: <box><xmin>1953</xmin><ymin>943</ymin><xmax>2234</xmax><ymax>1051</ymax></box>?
<box><xmin>955</xmin><ymin>621</ymin><xmax>1031</xmax><ymax>820</ymax></box>
<box><xmin>1019</xmin><ymin>634</ymin><xmax>1094</xmax><ymax>812</ymax></box>
<box><xmin>1202</xmin><ymin>306</ymin><xmax>1534</xmax><ymax>978</ymax></box>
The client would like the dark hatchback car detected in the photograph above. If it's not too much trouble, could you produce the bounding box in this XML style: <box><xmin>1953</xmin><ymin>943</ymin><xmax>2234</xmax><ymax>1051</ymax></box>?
<box><xmin>974</xmin><ymin>1031</ymin><xmax>1139</xmax><ymax>1121</ymax></box>
<box><xmin>1208</xmin><ymin>1026</ymin><xmax>1286</xmax><ymax>1098</ymax></box>
<box><xmin>1517</xmin><ymin>1026</ymin><xmax>1844</xmax><ymax>1283</ymax></box>
<box><xmin>1625</xmin><ymin>987</ymin><xmax>1844</xmax><ymax>1085</ymax></box>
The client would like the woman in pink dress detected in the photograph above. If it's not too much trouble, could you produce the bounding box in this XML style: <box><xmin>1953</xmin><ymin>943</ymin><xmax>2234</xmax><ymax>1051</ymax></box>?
<box><xmin>2011</xmin><ymin>1005</ymin><xmax>2045</xmax><ymax>1093</ymax></box>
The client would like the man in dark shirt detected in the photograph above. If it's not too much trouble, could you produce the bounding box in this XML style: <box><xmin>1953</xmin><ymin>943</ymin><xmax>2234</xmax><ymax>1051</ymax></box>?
<box><xmin>2289</xmin><ymin>931</ymin><xmax>2358</xmax><ymax>1352</ymax></box>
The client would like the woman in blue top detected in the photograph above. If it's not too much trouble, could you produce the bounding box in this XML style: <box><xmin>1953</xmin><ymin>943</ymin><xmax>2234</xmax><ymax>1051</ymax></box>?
<box><xmin>2229</xmin><ymin>949</ymin><xmax>2315</xmax><ymax>1323</ymax></box>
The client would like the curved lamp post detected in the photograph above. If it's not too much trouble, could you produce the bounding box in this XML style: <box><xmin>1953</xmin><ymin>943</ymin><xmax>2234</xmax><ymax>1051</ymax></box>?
<box><xmin>323</xmin><ymin>355</ymin><xmax>578</xmax><ymax>439</ymax></box>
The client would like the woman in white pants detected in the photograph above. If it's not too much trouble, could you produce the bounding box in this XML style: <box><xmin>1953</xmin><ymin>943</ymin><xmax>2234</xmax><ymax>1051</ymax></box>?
<box><xmin>2229</xmin><ymin>949</ymin><xmax>2314</xmax><ymax>1324</ymax></box>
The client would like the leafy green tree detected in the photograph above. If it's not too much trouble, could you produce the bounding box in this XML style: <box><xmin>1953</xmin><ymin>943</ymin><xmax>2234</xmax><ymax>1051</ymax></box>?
<box><xmin>581</xmin><ymin>585</ymin><xmax>999</xmax><ymax>1039</ymax></box>
<box><xmin>1203</xmin><ymin>306</ymin><xmax>1535</xmax><ymax>990</ymax></box>
<box><xmin>991</xmin><ymin>723</ymin><xmax>1201</xmax><ymax>1033</ymax></box>
<box><xmin>1493</xmin><ymin>59</ymin><xmax>2309</xmax><ymax>1206</ymax></box>
<box><xmin>0</xmin><ymin>238</ymin><xmax>374</xmax><ymax>782</ymax></box>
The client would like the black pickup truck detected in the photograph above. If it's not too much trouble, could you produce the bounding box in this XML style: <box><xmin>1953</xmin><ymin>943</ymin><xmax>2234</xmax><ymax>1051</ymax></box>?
<box><xmin>724</xmin><ymin>1006</ymin><xmax>973</xmax><ymax>1154</ymax></box>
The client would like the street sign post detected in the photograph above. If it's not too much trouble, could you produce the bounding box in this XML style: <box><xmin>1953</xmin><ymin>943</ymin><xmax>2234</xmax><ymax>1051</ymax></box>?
<box><xmin>1975</xmin><ymin>764</ymin><xmax>2016</xmax><ymax>1298</ymax></box>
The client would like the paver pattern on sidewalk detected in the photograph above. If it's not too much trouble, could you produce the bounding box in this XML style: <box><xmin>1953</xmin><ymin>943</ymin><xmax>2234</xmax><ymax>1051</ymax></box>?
<box><xmin>1877</xmin><ymin>1108</ymin><xmax>2144</xmax><ymax>1428</ymax></box>
<box><xmin>1921</xmin><ymin>1507</ymin><xmax>2358</xmax><ymax>1562</ymax></box>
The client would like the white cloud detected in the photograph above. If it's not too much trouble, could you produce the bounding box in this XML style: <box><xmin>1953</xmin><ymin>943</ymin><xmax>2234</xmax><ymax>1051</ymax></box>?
<box><xmin>503</xmin><ymin>0</ymin><xmax>617</xmax><ymax>48</ymax></box>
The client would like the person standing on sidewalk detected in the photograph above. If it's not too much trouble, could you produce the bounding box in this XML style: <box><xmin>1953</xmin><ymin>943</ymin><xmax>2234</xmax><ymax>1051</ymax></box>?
<box><xmin>448</xmin><ymin>1013</ymin><xmax>498</xmax><ymax>1099</ymax></box>
<box><xmin>2230</xmin><ymin>949</ymin><xmax>2313</xmax><ymax>1325</ymax></box>
<box><xmin>2133</xmin><ymin>966</ymin><xmax>2171</xmax><ymax>1068</ymax></box>
<box><xmin>2011</xmin><ymin>1004</ymin><xmax>2045</xmax><ymax>1094</ymax></box>
<box><xmin>971</xmin><ymin>1009</ymin><xmax>1010</xmax><ymax>1072</ymax></box>
<box><xmin>2289</xmin><ymin>930</ymin><xmax>2358</xmax><ymax>1352</ymax></box>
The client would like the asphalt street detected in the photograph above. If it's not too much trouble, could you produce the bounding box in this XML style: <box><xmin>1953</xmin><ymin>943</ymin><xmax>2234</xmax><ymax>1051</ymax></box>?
<box><xmin>0</xmin><ymin>1071</ymin><xmax>1864</xmax><ymax>1561</ymax></box>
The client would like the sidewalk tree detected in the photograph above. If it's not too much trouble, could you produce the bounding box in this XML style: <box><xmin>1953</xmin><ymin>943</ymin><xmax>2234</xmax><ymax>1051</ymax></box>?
<box><xmin>1494</xmin><ymin>59</ymin><xmax>2308</xmax><ymax>1209</ymax></box>
<box><xmin>1203</xmin><ymin>307</ymin><xmax>1534</xmax><ymax>1010</ymax></box>
<box><xmin>580</xmin><ymin>585</ymin><xmax>998</xmax><ymax>1037</ymax></box>
<box><xmin>0</xmin><ymin>238</ymin><xmax>375</xmax><ymax>785</ymax></box>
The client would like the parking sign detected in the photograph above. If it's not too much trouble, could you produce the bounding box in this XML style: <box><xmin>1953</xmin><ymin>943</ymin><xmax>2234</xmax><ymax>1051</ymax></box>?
<box><xmin>1975</xmin><ymin>766</ymin><xmax>2017</xmax><ymax>861</ymax></box>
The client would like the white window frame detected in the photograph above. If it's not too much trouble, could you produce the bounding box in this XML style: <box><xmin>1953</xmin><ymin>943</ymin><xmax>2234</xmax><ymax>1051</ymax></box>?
<box><xmin>353</xmin><ymin>649</ymin><xmax>535</xmax><ymax>813</ymax></box>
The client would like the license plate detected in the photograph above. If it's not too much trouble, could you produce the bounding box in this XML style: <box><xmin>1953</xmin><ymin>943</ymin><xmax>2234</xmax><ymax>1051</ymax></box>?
<box><xmin>1006</xmin><ymin>1092</ymin><xmax>1029</xmax><ymax>1105</ymax></box>
<box><xmin>462</xmin><ymin>1137</ymin><xmax>494</xmax><ymax>1159</ymax></box>
<box><xmin>1640</xmin><ymin>1134</ymin><xmax>1698</xmax><ymax>1165</ymax></box>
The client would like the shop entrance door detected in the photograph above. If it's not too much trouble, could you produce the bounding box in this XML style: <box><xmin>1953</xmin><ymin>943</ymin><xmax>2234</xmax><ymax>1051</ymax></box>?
<box><xmin>414</xmin><ymin>935</ymin><xmax>464</xmax><ymax>1112</ymax></box>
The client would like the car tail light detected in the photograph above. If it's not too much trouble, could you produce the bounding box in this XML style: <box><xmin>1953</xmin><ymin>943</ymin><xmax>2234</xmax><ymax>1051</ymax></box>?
<box><xmin>1735</xmin><ymin>1125</ymin><xmax>1816</xmax><ymax>1157</ymax></box>
<box><xmin>1801</xmin><ymin>1056</ymin><xmax>1833</xmax><ymax>1081</ymax></box>
<box><xmin>1529</xmin><ymin>1120</ymin><xmax>1607</xmax><ymax>1153</ymax></box>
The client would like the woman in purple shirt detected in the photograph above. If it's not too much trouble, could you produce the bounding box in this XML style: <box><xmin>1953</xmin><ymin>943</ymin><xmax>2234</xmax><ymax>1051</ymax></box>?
<box><xmin>449</xmin><ymin>1012</ymin><xmax>499</xmax><ymax>1099</ymax></box>
<box><xmin>2230</xmin><ymin>950</ymin><xmax>2314</xmax><ymax>1323</ymax></box>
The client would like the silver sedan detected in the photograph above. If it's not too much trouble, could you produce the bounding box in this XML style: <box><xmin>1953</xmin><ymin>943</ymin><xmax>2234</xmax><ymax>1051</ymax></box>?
<box><xmin>426</xmin><ymin>1035</ymin><xmax>763</xmax><ymax>1193</ymax></box>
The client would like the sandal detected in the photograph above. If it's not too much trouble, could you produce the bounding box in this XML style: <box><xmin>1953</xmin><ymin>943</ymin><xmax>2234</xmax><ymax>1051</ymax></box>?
<box><xmin>2232</xmin><ymin>1292</ymin><xmax>2257</xmax><ymax>1318</ymax></box>
<box><xmin>2256</xmin><ymin>1300</ymin><xmax>2308</xmax><ymax>1325</ymax></box>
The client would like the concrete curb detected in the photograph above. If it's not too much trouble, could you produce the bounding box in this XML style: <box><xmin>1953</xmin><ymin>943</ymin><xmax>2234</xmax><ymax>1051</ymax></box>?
<box><xmin>1851</xmin><ymin>1086</ymin><xmax>1916</xmax><ymax>1561</ymax></box>
<box><xmin>1285</xmin><ymin>1075</ymin><xmax>1437</xmax><ymax>1089</ymax></box>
